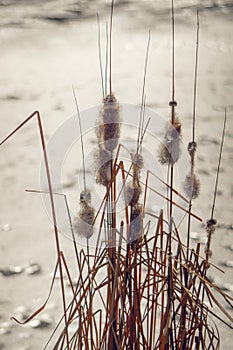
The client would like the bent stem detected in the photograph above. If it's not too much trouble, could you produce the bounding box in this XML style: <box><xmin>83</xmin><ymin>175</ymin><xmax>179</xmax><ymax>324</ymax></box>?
<box><xmin>0</xmin><ymin>111</ymin><xmax>70</xmax><ymax>349</ymax></box>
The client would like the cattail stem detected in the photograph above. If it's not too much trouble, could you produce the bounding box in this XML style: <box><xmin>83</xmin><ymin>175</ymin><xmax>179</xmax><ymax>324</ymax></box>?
<box><xmin>192</xmin><ymin>10</ymin><xmax>199</xmax><ymax>144</ymax></box>
<box><xmin>73</xmin><ymin>86</ymin><xmax>87</xmax><ymax>193</ymax></box>
<box><xmin>169</xmin><ymin>0</ymin><xmax>176</xmax><ymax>223</ymax></box>
<box><xmin>137</xmin><ymin>30</ymin><xmax>151</xmax><ymax>153</ymax></box>
<box><xmin>97</xmin><ymin>14</ymin><xmax>105</xmax><ymax>98</ymax></box>
<box><xmin>171</xmin><ymin>0</ymin><xmax>175</xmax><ymax>107</ymax></box>
<box><xmin>186</xmin><ymin>12</ymin><xmax>200</xmax><ymax>257</ymax></box>
<box><xmin>109</xmin><ymin>0</ymin><xmax>114</xmax><ymax>95</ymax></box>
<box><xmin>105</xmin><ymin>22</ymin><xmax>109</xmax><ymax>96</ymax></box>
<box><xmin>211</xmin><ymin>109</ymin><xmax>227</xmax><ymax>220</ymax></box>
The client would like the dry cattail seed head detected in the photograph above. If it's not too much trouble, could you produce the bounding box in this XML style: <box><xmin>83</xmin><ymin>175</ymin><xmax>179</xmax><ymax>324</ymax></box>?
<box><xmin>96</xmin><ymin>161</ymin><xmax>112</xmax><ymax>187</ymax></box>
<box><xmin>206</xmin><ymin>218</ymin><xmax>217</xmax><ymax>234</ymax></box>
<box><xmin>97</xmin><ymin>93</ymin><xmax>121</xmax><ymax>153</ymax></box>
<box><xmin>132</xmin><ymin>153</ymin><xmax>144</xmax><ymax>170</ymax></box>
<box><xmin>73</xmin><ymin>203</ymin><xmax>95</xmax><ymax>239</ymax></box>
<box><xmin>187</xmin><ymin>141</ymin><xmax>197</xmax><ymax>157</ymax></box>
<box><xmin>95</xmin><ymin>147</ymin><xmax>112</xmax><ymax>187</ymax></box>
<box><xmin>158</xmin><ymin>117</ymin><xmax>182</xmax><ymax>165</ymax></box>
<box><xmin>183</xmin><ymin>173</ymin><xmax>200</xmax><ymax>200</ymax></box>
<box><xmin>158</xmin><ymin>143</ymin><xmax>171</xmax><ymax>165</ymax></box>
<box><xmin>125</xmin><ymin>181</ymin><xmax>142</xmax><ymax>207</ymax></box>
<box><xmin>130</xmin><ymin>204</ymin><xmax>144</xmax><ymax>243</ymax></box>
<box><xmin>172</xmin><ymin>116</ymin><xmax>181</xmax><ymax>134</ymax></box>
<box><xmin>80</xmin><ymin>189</ymin><xmax>92</xmax><ymax>205</ymax></box>
<box><xmin>124</xmin><ymin>152</ymin><xmax>143</xmax><ymax>207</ymax></box>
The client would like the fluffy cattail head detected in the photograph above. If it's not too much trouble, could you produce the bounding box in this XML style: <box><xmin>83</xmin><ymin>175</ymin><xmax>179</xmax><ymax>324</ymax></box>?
<box><xmin>187</xmin><ymin>141</ymin><xmax>197</xmax><ymax>157</ymax></box>
<box><xmin>80</xmin><ymin>189</ymin><xmax>92</xmax><ymax>205</ymax></box>
<box><xmin>96</xmin><ymin>161</ymin><xmax>112</xmax><ymax>187</ymax></box>
<box><xmin>158</xmin><ymin>116</ymin><xmax>182</xmax><ymax>165</ymax></box>
<box><xmin>172</xmin><ymin>116</ymin><xmax>181</xmax><ymax>134</ymax></box>
<box><xmin>103</xmin><ymin>94</ymin><xmax>119</xmax><ymax>120</ymax></box>
<box><xmin>95</xmin><ymin>147</ymin><xmax>112</xmax><ymax>187</ymax></box>
<box><xmin>97</xmin><ymin>93</ymin><xmax>121</xmax><ymax>153</ymax></box>
<box><xmin>132</xmin><ymin>152</ymin><xmax>144</xmax><ymax>170</ymax></box>
<box><xmin>204</xmin><ymin>218</ymin><xmax>217</xmax><ymax>267</ymax></box>
<box><xmin>183</xmin><ymin>173</ymin><xmax>200</xmax><ymax>200</ymax></box>
<box><xmin>158</xmin><ymin>143</ymin><xmax>171</xmax><ymax>165</ymax></box>
<box><xmin>125</xmin><ymin>181</ymin><xmax>142</xmax><ymax>208</ymax></box>
<box><xmin>124</xmin><ymin>153</ymin><xmax>143</xmax><ymax>207</ymax></box>
<box><xmin>73</xmin><ymin>204</ymin><xmax>95</xmax><ymax>239</ymax></box>
<box><xmin>129</xmin><ymin>204</ymin><xmax>144</xmax><ymax>243</ymax></box>
<box><xmin>206</xmin><ymin>218</ymin><xmax>217</xmax><ymax>234</ymax></box>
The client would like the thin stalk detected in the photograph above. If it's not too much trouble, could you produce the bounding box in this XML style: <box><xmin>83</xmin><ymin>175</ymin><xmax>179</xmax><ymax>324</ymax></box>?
<box><xmin>97</xmin><ymin>13</ymin><xmax>105</xmax><ymax>98</ymax></box>
<box><xmin>137</xmin><ymin>30</ymin><xmax>151</xmax><ymax>153</ymax></box>
<box><xmin>72</xmin><ymin>86</ymin><xmax>87</xmax><ymax>193</ymax></box>
<box><xmin>109</xmin><ymin>0</ymin><xmax>114</xmax><ymax>95</ymax></box>
<box><xmin>171</xmin><ymin>0</ymin><xmax>175</xmax><ymax>106</ymax></box>
<box><xmin>192</xmin><ymin>9</ymin><xmax>199</xmax><ymax>145</ymax></box>
<box><xmin>187</xmin><ymin>8</ymin><xmax>200</xmax><ymax>265</ymax></box>
<box><xmin>105</xmin><ymin>22</ymin><xmax>109</xmax><ymax>96</ymax></box>
<box><xmin>169</xmin><ymin>0</ymin><xmax>176</xmax><ymax>226</ymax></box>
<box><xmin>211</xmin><ymin>109</ymin><xmax>227</xmax><ymax>220</ymax></box>
<box><xmin>0</xmin><ymin>111</ymin><xmax>70</xmax><ymax>349</ymax></box>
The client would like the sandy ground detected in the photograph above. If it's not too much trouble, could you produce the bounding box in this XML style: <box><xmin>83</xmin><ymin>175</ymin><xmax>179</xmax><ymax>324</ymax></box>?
<box><xmin>0</xmin><ymin>2</ymin><xmax>233</xmax><ymax>349</ymax></box>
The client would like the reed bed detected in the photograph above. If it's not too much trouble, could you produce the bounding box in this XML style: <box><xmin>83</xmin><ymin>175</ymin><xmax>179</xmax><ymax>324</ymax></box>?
<box><xmin>1</xmin><ymin>1</ymin><xmax>232</xmax><ymax>349</ymax></box>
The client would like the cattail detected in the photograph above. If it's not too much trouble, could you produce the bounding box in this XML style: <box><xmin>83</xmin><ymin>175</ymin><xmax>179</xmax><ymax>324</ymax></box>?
<box><xmin>158</xmin><ymin>116</ymin><xmax>181</xmax><ymax>165</ymax></box>
<box><xmin>158</xmin><ymin>143</ymin><xmax>171</xmax><ymax>165</ymax></box>
<box><xmin>125</xmin><ymin>153</ymin><xmax>143</xmax><ymax>207</ymax></box>
<box><xmin>73</xmin><ymin>190</ymin><xmax>95</xmax><ymax>239</ymax></box>
<box><xmin>95</xmin><ymin>94</ymin><xmax>121</xmax><ymax>187</ymax></box>
<box><xmin>80</xmin><ymin>189</ymin><xmax>92</xmax><ymax>205</ymax></box>
<box><xmin>132</xmin><ymin>152</ymin><xmax>144</xmax><ymax>170</ymax></box>
<box><xmin>184</xmin><ymin>142</ymin><xmax>199</xmax><ymax>201</ymax></box>
<box><xmin>125</xmin><ymin>181</ymin><xmax>142</xmax><ymax>208</ymax></box>
<box><xmin>204</xmin><ymin>218</ymin><xmax>217</xmax><ymax>267</ymax></box>
<box><xmin>97</xmin><ymin>93</ymin><xmax>120</xmax><ymax>153</ymax></box>
<box><xmin>95</xmin><ymin>146</ymin><xmax>112</xmax><ymax>187</ymax></box>
<box><xmin>183</xmin><ymin>172</ymin><xmax>200</xmax><ymax>200</ymax></box>
<box><xmin>129</xmin><ymin>204</ymin><xmax>144</xmax><ymax>243</ymax></box>
<box><xmin>187</xmin><ymin>141</ymin><xmax>197</xmax><ymax>158</ymax></box>
<box><xmin>206</xmin><ymin>218</ymin><xmax>217</xmax><ymax>235</ymax></box>
<box><xmin>72</xmin><ymin>87</ymin><xmax>95</xmax><ymax>240</ymax></box>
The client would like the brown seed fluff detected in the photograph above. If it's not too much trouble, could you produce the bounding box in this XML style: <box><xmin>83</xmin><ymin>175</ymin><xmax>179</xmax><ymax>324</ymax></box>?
<box><xmin>129</xmin><ymin>204</ymin><xmax>144</xmax><ymax>243</ymax></box>
<box><xmin>80</xmin><ymin>189</ymin><xmax>92</xmax><ymax>205</ymax></box>
<box><xmin>132</xmin><ymin>152</ymin><xmax>144</xmax><ymax>170</ymax></box>
<box><xmin>158</xmin><ymin>116</ymin><xmax>181</xmax><ymax>165</ymax></box>
<box><xmin>206</xmin><ymin>218</ymin><xmax>217</xmax><ymax>234</ymax></box>
<box><xmin>95</xmin><ymin>147</ymin><xmax>112</xmax><ymax>187</ymax></box>
<box><xmin>124</xmin><ymin>153</ymin><xmax>143</xmax><ymax>207</ymax></box>
<box><xmin>97</xmin><ymin>93</ymin><xmax>121</xmax><ymax>153</ymax></box>
<box><xmin>183</xmin><ymin>173</ymin><xmax>200</xmax><ymax>200</ymax></box>
<box><xmin>125</xmin><ymin>181</ymin><xmax>142</xmax><ymax>207</ymax></box>
<box><xmin>187</xmin><ymin>141</ymin><xmax>197</xmax><ymax>157</ymax></box>
<box><xmin>73</xmin><ymin>203</ymin><xmax>95</xmax><ymax>239</ymax></box>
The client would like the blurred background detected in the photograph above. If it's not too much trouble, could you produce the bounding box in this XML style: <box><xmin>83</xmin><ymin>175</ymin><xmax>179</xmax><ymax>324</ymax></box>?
<box><xmin>0</xmin><ymin>0</ymin><xmax>232</xmax><ymax>349</ymax></box>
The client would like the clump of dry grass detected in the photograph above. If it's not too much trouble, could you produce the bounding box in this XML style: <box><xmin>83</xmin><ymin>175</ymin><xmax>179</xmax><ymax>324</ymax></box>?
<box><xmin>0</xmin><ymin>1</ymin><xmax>232</xmax><ymax>350</ymax></box>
